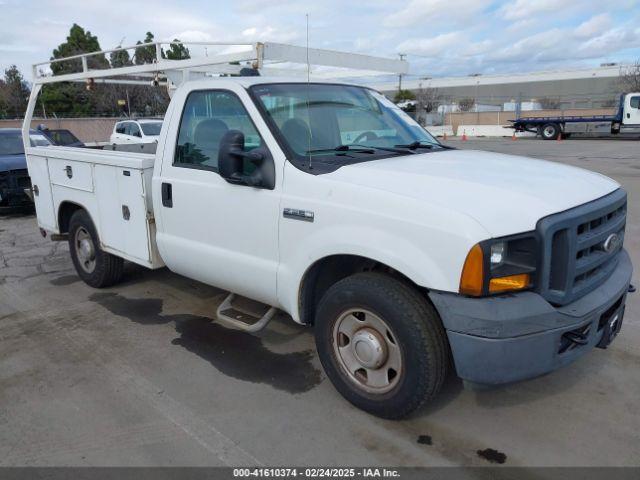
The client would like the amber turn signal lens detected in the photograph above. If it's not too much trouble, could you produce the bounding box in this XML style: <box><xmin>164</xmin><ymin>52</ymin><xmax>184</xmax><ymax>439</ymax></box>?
<box><xmin>489</xmin><ymin>273</ymin><xmax>530</xmax><ymax>293</ymax></box>
<box><xmin>459</xmin><ymin>244</ymin><xmax>484</xmax><ymax>296</ymax></box>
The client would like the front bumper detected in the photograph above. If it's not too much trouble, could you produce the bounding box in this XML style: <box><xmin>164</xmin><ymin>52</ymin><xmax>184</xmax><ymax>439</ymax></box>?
<box><xmin>0</xmin><ymin>170</ymin><xmax>32</xmax><ymax>207</ymax></box>
<box><xmin>428</xmin><ymin>249</ymin><xmax>632</xmax><ymax>385</ymax></box>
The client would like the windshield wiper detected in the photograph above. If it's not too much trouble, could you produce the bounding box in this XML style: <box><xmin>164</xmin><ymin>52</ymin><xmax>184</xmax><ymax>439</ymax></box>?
<box><xmin>306</xmin><ymin>144</ymin><xmax>416</xmax><ymax>156</ymax></box>
<box><xmin>349</xmin><ymin>144</ymin><xmax>415</xmax><ymax>154</ymax></box>
<box><xmin>394</xmin><ymin>141</ymin><xmax>454</xmax><ymax>150</ymax></box>
<box><xmin>306</xmin><ymin>145</ymin><xmax>376</xmax><ymax>154</ymax></box>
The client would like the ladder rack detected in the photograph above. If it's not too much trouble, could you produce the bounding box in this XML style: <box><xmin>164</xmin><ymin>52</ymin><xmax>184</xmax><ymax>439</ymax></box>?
<box><xmin>31</xmin><ymin>41</ymin><xmax>409</xmax><ymax>87</ymax></box>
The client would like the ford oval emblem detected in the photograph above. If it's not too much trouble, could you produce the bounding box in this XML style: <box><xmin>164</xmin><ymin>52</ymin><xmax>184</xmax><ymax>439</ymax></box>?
<box><xmin>603</xmin><ymin>233</ymin><xmax>620</xmax><ymax>253</ymax></box>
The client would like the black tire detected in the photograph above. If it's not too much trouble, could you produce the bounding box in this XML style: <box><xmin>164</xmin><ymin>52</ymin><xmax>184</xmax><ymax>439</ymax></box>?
<box><xmin>68</xmin><ymin>209</ymin><xmax>124</xmax><ymax>288</ymax></box>
<box><xmin>314</xmin><ymin>272</ymin><xmax>449</xmax><ymax>419</ymax></box>
<box><xmin>541</xmin><ymin>123</ymin><xmax>560</xmax><ymax>140</ymax></box>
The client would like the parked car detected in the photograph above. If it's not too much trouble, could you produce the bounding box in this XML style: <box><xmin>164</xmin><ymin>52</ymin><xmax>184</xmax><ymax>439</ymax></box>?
<box><xmin>0</xmin><ymin>128</ymin><xmax>51</xmax><ymax>209</ymax></box>
<box><xmin>109</xmin><ymin>119</ymin><xmax>163</xmax><ymax>145</ymax></box>
<box><xmin>37</xmin><ymin>126</ymin><xmax>85</xmax><ymax>147</ymax></box>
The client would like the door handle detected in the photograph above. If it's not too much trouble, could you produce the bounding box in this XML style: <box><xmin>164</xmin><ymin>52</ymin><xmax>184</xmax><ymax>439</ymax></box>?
<box><xmin>161</xmin><ymin>182</ymin><xmax>173</xmax><ymax>208</ymax></box>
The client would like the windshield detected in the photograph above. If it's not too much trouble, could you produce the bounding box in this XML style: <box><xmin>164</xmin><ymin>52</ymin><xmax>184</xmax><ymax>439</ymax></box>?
<box><xmin>0</xmin><ymin>132</ymin><xmax>24</xmax><ymax>155</ymax></box>
<box><xmin>140</xmin><ymin>122</ymin><xmax>162</xmax><ymax>136</ymax></box>
<box><xmin>48</xmin><ymin>130</ymin><xmax>80</xmax><ymax>146</ymax></box>
<box><xmin>250</xmin><ymin>83</ymin><xmax>441</xmax><ymax>167</ymax></box>
<box><xmin>30</xmin><ymin>134</ymin><xmax>52</xmax><ymax>147</ymax></box>
<box><xmin>0</xmin><ymin>132</ymin><xmax>52</xmax><ymax>155</ymax></box>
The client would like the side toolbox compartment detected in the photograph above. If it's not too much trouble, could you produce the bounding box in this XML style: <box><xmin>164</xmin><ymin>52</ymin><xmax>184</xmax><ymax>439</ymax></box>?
<box><xmin>25</xmin><ymin>152</ymin><xmax>56</xmax><ymax>230</ymax></box>
<box><xmin>94</xmin><ymin>164</ymin><xmax>160</xmax><ymax>267</ymax></box>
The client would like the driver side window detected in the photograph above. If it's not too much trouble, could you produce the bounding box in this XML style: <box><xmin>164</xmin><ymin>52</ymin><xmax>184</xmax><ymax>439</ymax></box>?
<box><xmin>174</xmin><ymin>90</ymin><xmax>262</xmax><ymax>172</ymax></box>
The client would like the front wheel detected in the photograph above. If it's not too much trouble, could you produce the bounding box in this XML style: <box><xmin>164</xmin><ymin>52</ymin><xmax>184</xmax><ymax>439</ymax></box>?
<box><xmin>68</xmin><ymin>209</ymin><xmax>124</xmax><ymax>288</ymax></box>
<box><xmin>314</xmin><ymin>272</ymin><xmax>449</xmax><ymax>419</ymax></box>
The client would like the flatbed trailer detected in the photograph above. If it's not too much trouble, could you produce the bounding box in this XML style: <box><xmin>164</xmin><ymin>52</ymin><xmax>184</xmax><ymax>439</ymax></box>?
<box><xmin>510</xmin><ymin>93</ymin><xmax>640</xmax><ymax>139</ymax></box>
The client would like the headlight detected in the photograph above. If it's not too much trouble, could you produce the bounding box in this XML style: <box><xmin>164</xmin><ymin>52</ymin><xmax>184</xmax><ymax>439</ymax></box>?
<box><xmin>459</xmin><ymin>233</ymin><xmax>537</xmax><ymax>297</ymax></box>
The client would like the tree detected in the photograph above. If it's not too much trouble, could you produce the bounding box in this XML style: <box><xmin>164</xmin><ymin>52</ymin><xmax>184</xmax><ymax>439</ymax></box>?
<box><xmin>618</xmin><ymin>61</ymin><xmax>640</xmax><ymax>92</ymax></box>
<box><xmin>164</xmin><ymin>39</ymin><xmax>190</xmax><ymax>60</ymax></box>
<box><xmin>50</xmin><ymin>23</ymin><xmax>108</xmax><ymax>75</ymax></box>
<box><xmin>538</xmin><ymin>97</ymin><xmax>561</xmax><ymax>110</ymax></box>
<box><xmin>393</xmin><ymin>89</ymin><xmax>415</xmax><ymax>103</ymax></box>
<box><xmin>457</xmin><ymin>97</ymin><xmax>475</xmax><ymax>112</ymax></box>
<box><xmin>135</xmin><ymin>32</ymin><xmax>158</xmax><ymax>65</ymax></box>
<box><xmin>0</xmin><ymin>65</ymin><xmax>30</xmax><ymax>118</ymax></box>
<box><xmin>40</xmin><ymin>24</ymin><xmax>110</xmax><ymax>117</ymax></box>
<box><xmin>110</xmin><ymin>48</ymin><xmax>132</xmax><ymax>68</ymax></box>
<box><xmin>415</xmin><ymin>85</ymin><xmax>440</xmax><ymax>113</ymax></box>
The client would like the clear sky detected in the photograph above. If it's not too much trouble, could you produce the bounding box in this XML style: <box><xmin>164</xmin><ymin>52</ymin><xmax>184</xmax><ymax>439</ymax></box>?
<box><xmin>1</xmin><ymin>0</ymin><xmax>639</xmax><ymax>81</ymax></box>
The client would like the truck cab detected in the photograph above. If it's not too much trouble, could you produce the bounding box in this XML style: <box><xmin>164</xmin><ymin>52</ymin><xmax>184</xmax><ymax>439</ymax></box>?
<box><xmin>622</xmin><ymin>92</ymin><xmax>640</xmax><ymax>125</ymax></box>
<box><xmin>22</xmin><ymin>42</ymin><xmax>634</xmax><ymax>419</ymax></box>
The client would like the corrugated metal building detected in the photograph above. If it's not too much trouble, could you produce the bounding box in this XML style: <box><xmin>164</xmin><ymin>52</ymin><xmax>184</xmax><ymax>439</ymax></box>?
<box><xmin>372</xmin><ymin>64</ymin><xmax>626</xmax><ymax>109</ymax></box>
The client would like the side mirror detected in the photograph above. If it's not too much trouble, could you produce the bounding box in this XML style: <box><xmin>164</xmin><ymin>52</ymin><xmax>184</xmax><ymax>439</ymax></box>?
<box><xmin>219</xmin><ymin>130</ymin><xmax>274</xmax><ymax>189</ymax></box>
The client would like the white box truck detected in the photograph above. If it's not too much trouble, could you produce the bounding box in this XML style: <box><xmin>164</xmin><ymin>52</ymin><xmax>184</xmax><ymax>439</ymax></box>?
<box><xmin>23</xmin><ymin>42</ymin><xmax>633</xmax><ymax>418</ymax></box>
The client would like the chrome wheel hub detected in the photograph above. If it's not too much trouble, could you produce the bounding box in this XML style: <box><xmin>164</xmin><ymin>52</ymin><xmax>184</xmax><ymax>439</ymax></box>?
<box><xmin>333</xmin><ymin>309</ymin><xmax>403</xmax><ymax>394</ymax></box>
<box><xmin>75</xmin><ymin>227</ymin><xmax>96</xmax><ymax>273</ymax></box>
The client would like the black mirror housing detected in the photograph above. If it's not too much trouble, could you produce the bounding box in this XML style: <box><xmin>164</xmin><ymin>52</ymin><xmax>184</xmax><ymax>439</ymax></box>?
<box><xmin>218</xmin><ymin>130</ymin><xmax>246</xmax><ymax>179</ymax></box>
<box><xmin>218</xmin><ymin>130</ymin><xmax>275</xmax><ymax>189</ymax></box>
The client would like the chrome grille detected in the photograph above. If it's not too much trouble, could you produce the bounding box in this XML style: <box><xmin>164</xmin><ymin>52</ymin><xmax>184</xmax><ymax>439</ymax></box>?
<box><xmin>537</xmin><ymin>189</ymin><xmax>626</xmax><ymax>306</ymax></box>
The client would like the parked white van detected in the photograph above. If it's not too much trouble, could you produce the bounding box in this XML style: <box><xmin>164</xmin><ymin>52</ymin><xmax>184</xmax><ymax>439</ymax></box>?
<box><xmin>110</xmin><ymin>119</ymin><xmax>163</xmax><ymax>145</ymax></box>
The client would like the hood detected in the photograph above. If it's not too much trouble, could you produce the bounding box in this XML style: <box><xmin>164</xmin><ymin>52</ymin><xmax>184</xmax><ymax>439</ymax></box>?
<box><xmin>330</xmin><ymin>149</ymin><xmax>619</xmax><ymax>237</ymax></box>
<box><xmin>0</xmin><ymin>154</ymin><xmax>27</xmax><ymax>172</ymax></box>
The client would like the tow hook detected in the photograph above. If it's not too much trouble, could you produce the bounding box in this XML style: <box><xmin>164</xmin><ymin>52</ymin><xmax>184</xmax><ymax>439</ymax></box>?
<box><xmin>629</xmin><ymin>284</ymin><xmax>636</xmax><ymax>294</ymax></box>
<box><xmin>562</xmin><ymin>330</ymin><xmax>589</xmax><ymax>346</ymax></box>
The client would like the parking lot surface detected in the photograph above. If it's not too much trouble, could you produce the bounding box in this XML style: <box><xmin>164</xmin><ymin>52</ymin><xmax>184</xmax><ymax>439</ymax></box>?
<box><xmin>1</xmin><ymin>138</ymin><xmax>639</xmax><ymax>466</ymax></box>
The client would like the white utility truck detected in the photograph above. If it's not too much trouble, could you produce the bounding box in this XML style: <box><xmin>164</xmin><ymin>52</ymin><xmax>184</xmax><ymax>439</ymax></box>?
<box><xmin>23</xmin><ymin>42</ymin><xmax>633</xmax><ymax>418</ymax></box>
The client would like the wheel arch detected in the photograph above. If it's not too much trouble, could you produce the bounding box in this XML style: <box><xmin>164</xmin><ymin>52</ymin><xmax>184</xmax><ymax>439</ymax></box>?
<box><xmin>297</xmin><ymin>254</ymin><xmax>429</xmax><ymax>326</ymax></box>
<box><xmin>57</xmin><ymin>201</ymin><xmax>91</xmax><ymax>234</ymax></box>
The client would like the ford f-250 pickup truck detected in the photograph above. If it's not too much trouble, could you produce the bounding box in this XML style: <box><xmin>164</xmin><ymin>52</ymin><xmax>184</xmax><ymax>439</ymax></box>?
<box><xmin>23</xmin><ymin>42</ymin><xmax>633</xmax><ymax>418</ymax></box>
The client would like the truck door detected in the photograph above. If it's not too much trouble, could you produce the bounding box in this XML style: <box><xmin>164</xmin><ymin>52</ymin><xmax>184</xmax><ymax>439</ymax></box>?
<box><xmin>624</xmin><ymin>94</ymin><xmax>640</xmax><ymax>125</ymax></box>
<box><xmin>154</xmin><ymin>86</ymin><xmax>281</xmax><ymax>306</ymax></box>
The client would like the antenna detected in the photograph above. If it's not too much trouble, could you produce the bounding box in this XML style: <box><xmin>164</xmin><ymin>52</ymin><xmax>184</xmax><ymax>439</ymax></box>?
<box><xmin>306</xmin><ymin>14</ymin><xmax>310</xmax><ymax>83</ymax></box>
<box><xmin>306</xmin><ymin>13</ymin><xmax>312</xmax><ymax>170</ymax></box>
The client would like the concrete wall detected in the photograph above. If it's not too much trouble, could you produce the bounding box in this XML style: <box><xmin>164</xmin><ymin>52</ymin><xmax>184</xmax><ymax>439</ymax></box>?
<box><xmin>1</xmin><ymin>107</ymin><xmax>617</xmax><ymax>143</ymax></box>
<box><xmin>0</xmin><ymin>118</ymin><xmax>118</xmax><ymax>143</ymax></box>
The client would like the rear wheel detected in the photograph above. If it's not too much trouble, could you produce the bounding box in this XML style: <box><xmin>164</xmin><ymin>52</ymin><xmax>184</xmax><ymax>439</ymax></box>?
<box><xmin>68</xmin><ymin>209</ymin><xmax>124</xmax><ymax>288</ymax></box>
<box><xmin>541</xmin><ymin>123</ymin><xmax>561</xmax><ymax>140</ymax></box>
<box><xmin>314</xmin><ymin>272</ymin><xmax>449</xmax><ymax>419</ymax></box>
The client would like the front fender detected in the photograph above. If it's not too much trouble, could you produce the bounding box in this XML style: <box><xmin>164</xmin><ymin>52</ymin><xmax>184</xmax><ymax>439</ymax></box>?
<box><xmin>276</xmin><ymin>162</ymin><xmax>492</xmax><ymax>323</ymax></box>
<box><xmin>277</xmin><ymin>222</ymin><xmax>482</xmax><ymax>323</ymax></box>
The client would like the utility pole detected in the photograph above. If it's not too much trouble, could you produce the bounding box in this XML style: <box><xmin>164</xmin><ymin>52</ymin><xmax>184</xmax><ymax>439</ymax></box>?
<box><xmin>126</xmin><ymin>89</ymin><xmax>131</xmax><ymax>117</ymax></box>
<box><xmin>398</xmin><ymin>53</ymin><xmax>406</xmax><ymax>93</ymax></box>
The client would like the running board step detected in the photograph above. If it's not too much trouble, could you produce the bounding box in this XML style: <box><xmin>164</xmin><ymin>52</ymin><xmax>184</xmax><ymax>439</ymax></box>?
<box><xmin>215</xmin><ymin>293</ymin><xmax>277</xmax><ymax>332</ymax></box>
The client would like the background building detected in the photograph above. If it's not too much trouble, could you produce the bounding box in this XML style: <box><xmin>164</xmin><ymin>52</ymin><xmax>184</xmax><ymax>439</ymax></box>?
<box><xmin>373</xmin><ymin>63</ymin><xmax>624</xmax><ymax>111</ymax></box>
